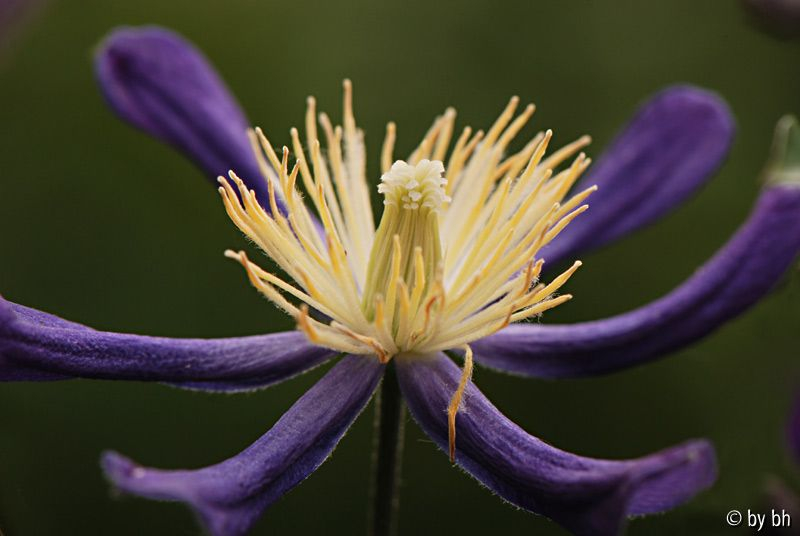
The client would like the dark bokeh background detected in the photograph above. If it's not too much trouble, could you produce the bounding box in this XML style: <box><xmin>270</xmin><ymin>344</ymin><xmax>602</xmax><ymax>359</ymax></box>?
<box><xmin>1</xmin><ymin>1</ymin><xmax>799</xmax><ymax>534</ymax></box>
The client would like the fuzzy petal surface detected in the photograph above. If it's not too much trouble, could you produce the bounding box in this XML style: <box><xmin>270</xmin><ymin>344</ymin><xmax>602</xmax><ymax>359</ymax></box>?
<box><xmin>102</xmin><ymin>354</ymin><xmax>384</xmax><ymax>536</ymax></box>
<box><xmin>0</xmin><ymin>295</ymin><xmax>334</xmax><ymax>391</ymax></box>
<box><xmin>397</xmin><ymin>353</ymin><xmax>716</xmax><ymax>536</ymax></box>
<box><xmin>543</xmin><ymin>86</ymin><xmax>734</xmax><ymax>267</ymax></box>
<box><xmin>95</xmin><ymin>26</ymin><xmax>271</xmax><ymax>204</ymax></box>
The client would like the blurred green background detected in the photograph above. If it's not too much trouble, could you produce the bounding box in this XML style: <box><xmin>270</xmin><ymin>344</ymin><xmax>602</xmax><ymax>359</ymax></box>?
<box><xmin>1</xmin><ymin>1</ymin><xmax>799</xmax><ymax>534</ymax></box>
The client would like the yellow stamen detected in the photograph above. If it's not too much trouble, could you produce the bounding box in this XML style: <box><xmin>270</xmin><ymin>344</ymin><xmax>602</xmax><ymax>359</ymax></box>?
<box><xmin>218</xmin><ymin>82</ymin><xmax>591</xmax><ymax>362</ymax></box>
<box><xmin>381</xmin><ymin>122</ymin><xmax>397</xmax><ymax>174</ymax></box>
<box><xmin>448</xmin><ymin>345</ymin><xmax>474</xmax><ymax>463</ymax></box>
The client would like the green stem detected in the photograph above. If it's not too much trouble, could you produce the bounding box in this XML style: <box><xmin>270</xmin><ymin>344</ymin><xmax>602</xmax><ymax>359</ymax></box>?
<box><xmin>368</xmin><ymin>362</ymin><xmax>405</xmax><ymax>536</ymax></box>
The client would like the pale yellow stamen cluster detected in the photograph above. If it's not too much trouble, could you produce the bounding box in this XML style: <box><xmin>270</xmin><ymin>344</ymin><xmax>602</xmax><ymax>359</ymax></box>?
<box><xmin>218</xmin><ymin>82</ymin><xmax>592</xmax><ymax>366</ymax></box>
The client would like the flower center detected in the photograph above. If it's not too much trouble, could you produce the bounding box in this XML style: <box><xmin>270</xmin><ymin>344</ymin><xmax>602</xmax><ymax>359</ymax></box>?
<box><xmin>217</xmin><ymin>81</ymin><xmax>591</xmax><ymax>362</ymax></box>
<box><xmin>362</xmin><ymin>160</ymin><xmax>448</xmax><ymax>323</ymax></box>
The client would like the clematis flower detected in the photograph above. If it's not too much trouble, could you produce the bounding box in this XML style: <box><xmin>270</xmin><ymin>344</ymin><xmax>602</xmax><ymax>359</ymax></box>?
<box><xmin>3</xmin><ymin>25</ymin><xmax>800</xmax><ymax>536</ymax></box>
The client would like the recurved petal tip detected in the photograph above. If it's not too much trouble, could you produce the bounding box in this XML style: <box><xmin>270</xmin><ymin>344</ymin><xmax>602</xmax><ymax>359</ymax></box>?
<box><xmin>396</xmin><ymin>354</ymin><xmax>718</xmax><ymax>536</ymax></box>
<box><xmin>95</xmin><ymin>27</ymin><xmax>229</xmax><ymax>134</ymax></box>
<box><xmin>99</xmin><ymin>355</ymin><xmax>384</xmax><ymax>536</ymax></box>
<box><xmin>101</xmin><ymin>450</ymin><xmax>244</xmax><ymax>536</ymax></box>
<box><xmin>541</xmin><ymin>84</ymin><xmax>735</xmax><ymax>267</ymax></box>
<box><xmin>94</xmin><ymin>26</ymin><xmax>267</xmax><ymax>200</ymax></box>
<box><xmin>101</xmin><ymin>451</ymin><xmax>142</xmax><ymax>491</ymax></box>
<box><xmin>764</xmin><ymin>115</ymin><xmax>800</xmax><ymax>186</ymax></box>
<box><xmin>102</xmin><ymin>450</ymin><xmax>193</xmax><ymax>504</ymax></box>
<box><xmin>625</xmin><ymin>438</ymin><xmax>718</xmax><ymax>516</ymax></box>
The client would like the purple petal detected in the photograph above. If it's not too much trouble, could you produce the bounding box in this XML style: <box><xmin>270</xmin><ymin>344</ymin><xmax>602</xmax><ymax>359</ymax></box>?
<box><xmin>542</xmin><ymin>86</ymin><xmax>735</xmax><ymax>267</ymax></box>
<box><xmin>0</xmin><ymin>295</ymin><xmax>334</xmax><ymax>391</ymax></box>
<box><xmin>102</xmin><ymin>354</ymin><xmax>384</xmax><ymax>536</ymax></box>
<box><xmin>397</xmin><ymin>353</ymin><xmax>716</xmax><ymax>536</ymax></box>
<box><xmin>473</xmin><ymin>183</ymin><xmax>800</xmax><ymax>378</ymax></box>
<box><xmin>94</xmin><ymin>26</ymin><xmax>270</xmax><ymax>205</ymax></box>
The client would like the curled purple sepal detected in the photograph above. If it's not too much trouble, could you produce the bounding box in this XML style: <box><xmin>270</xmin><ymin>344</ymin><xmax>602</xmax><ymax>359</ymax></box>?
<box><xmin>102</xmin><ymin>355</ymin><xmax>384</xmax><ymax>536</ymax></box>
<box><xmin>0</xmin><ymin>295</ymin><xmax>335</xmax><ymax>391</ymax></box>
<box><xmin>396</xmin><ymin>353</ymin><xmax>716</xmax><ymax>536</ymax></box>
<box><xmin>95</xmin><ymin>26</ymin><xmax>271</xmax><ymax>204</ymax></box>
<box><xmin>472</xmin><ymin>116</ymin><xmax>800</xmax><ymax>379</ymax></box>
<box><xmin>542</xmin><ymin>86</ymin><xmax>735</xmax><ymax>267</ymax></box>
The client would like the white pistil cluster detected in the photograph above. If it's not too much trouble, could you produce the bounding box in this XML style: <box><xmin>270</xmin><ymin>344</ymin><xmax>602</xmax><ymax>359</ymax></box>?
<box><xmin>218</xmin><ymin>81</ymin><xmax>592</xmax><ymax>366</ymax></box>
<box><xmin>378</xmin><ymin>159</ymin><xmax>450</xmax><ymax>210</ymax></box>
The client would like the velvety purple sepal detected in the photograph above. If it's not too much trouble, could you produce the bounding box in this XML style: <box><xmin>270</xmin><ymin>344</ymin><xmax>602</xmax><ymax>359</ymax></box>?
<box><xmin>94</xmin><ymin>26</ymin><xmax>270</xmax><ymax>204</ymax></box>
<box><xmin>102</xmin><ymin>355</ymin><xmax>384</xmax><ymax>536</ymax></box>
<box><xmin>543</xmin><ymin>86</ymin><xmax>735</xmax><ymax>267</ymax></box>
<box><xmin>1</xmin><ymin>295</ymin><xmax>335</xmax><ymax>391</ymax></box>
<box><xmin>396</xmin><ymin>353</ymin><xmax>716</xmax><ymax>536</ymax></box>
<box><xmin>473</xmin><ymin>184</ymin><xmax>800</xmax><ymax>378</ymax></box>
